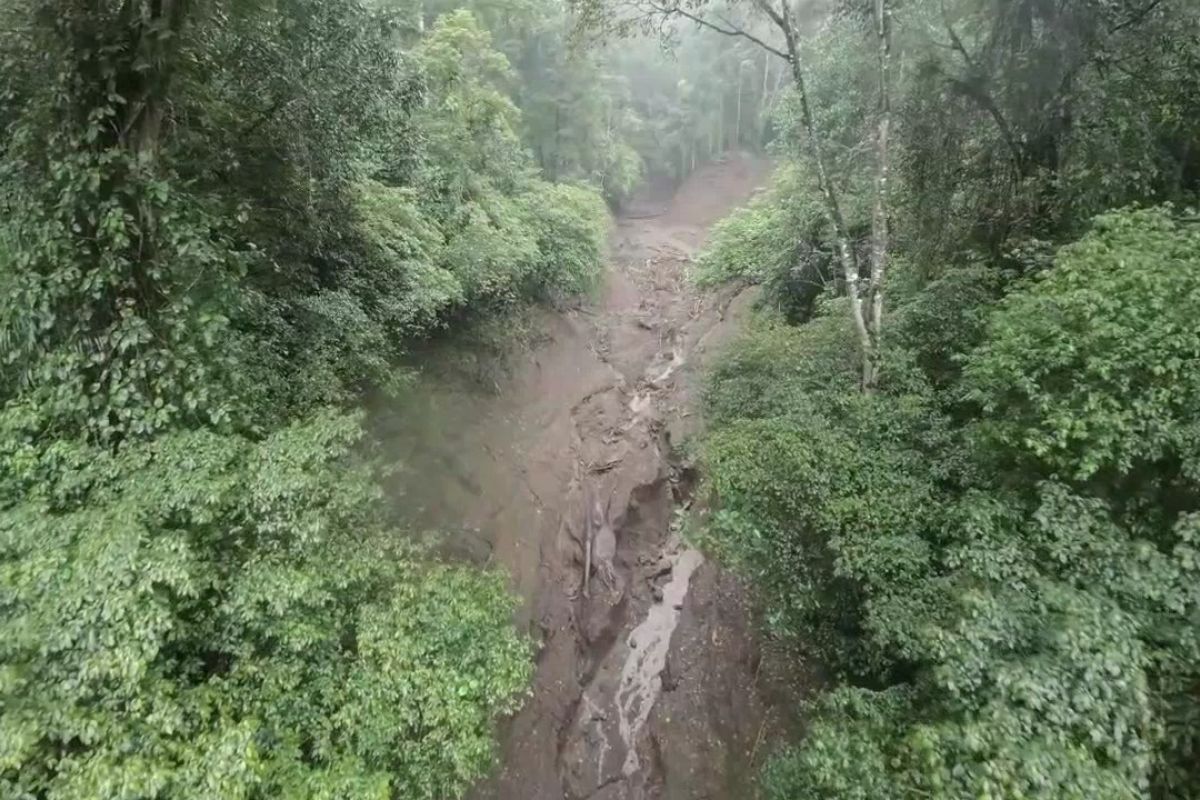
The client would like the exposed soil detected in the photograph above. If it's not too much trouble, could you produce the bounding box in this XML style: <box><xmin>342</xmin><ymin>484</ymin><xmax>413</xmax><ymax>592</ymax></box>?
<box><xmin>381</xmin><ymin>154</ymin><xmax>802</xmax><ymax>800</ymax></box>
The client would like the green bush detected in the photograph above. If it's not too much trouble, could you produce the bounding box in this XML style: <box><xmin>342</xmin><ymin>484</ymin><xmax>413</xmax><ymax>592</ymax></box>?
<box><xmin>762</xmin><ymin>687</ymin><xmax>912</xmax><ymax>800</ymax></box>
<box><xmin>890</xmin><ymin>262</ymin><xmax>1002</xmax><ymax>390</ymax></box>
<box><xmin>354</xmin><ymin>177</ymin><xmax>607</xmax><ymax>326</ymax></box>
<box><xmin>702</xmin><ymin>307</ymin><xmax>860</xmax><ymax>424</ymax></box>
<box><xmin>704</xmin><ymin>409</ymin><xmax>944</xmax><ymax>671</ymax></box>
<box><xmin>598</xmin><ymin>141</ymin><xmax>645</xmax><ymax>206</ymax></box>
<box><xmin>438</xmin><ymin>196</ymin><xmax>543</xmax><ymax>308</ymax></box>
<box><xmin>517</xmin><ymin>181</ymin><xmax>609</xmax><ymax>298</ymax></box>
<box><xmin>965</xmin><ymin>208</ymin><xmax>1200</xmax><ymax>484</ymax></box>
<box><xmin>0</xmin><ymin>148</ymin><xmax>245</xmax><ymax>443</ymax></box>
<box><xmin>355</xmin><ymin>181</ymin><xmax>463</xmax><ymax>336</ymax></box>
<box><xmin>774</xmin><ymin>483</ymin><xmax>1199</xmax><ymax>800</ymax></box>
<box><xmin>692</xmin><ymin>164</ymin><xmax>833</xmax><ymax>322</ymax></box>
<box><xmin>703</xmin><ymin>208</ymin><xmax>1200</xmax><ymax>799</ymax></box>
<box><xmin>0</xmin><ymin>414</ymin><xmax>531</xmax><ymax>799</ymax></box>
<box><xmin>702</xmin><ymin>306</ymin><xmax>951</xmax><ymax>671</ymax></box>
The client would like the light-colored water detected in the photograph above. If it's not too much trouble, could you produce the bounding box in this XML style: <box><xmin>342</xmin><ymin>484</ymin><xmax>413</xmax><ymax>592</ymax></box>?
<box><xmin>616</xmin><ymin>546</ymin><xmax>706</xmax><ymax>776</ymax></box>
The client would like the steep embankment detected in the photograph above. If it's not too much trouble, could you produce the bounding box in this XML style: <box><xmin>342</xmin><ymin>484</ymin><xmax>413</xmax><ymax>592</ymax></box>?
<box><xmin>382</xmin><ymin>154</ymin><xmax>795</xmax><ymax>800</ymax></box>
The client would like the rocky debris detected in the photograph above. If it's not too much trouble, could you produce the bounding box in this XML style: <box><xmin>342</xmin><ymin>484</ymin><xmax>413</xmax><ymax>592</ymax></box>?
<box><xmin>389</xmin><ymin>155</ymin><xmax>804</xmax><ymax>800</ymax></box>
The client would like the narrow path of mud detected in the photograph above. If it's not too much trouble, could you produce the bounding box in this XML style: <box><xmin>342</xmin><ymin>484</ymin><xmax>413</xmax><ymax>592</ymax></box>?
<box><xmin>381</xmin><ymin>155</ymin><xmax>798</xmax><ymax>800</ymax></box>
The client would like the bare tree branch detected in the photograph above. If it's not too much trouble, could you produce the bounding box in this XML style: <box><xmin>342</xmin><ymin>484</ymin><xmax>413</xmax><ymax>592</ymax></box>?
<box><xmin>1109</xmin><ymin>0</ymin><xmax>1165</xmax><ymax>35</ymax></box>
<box><xmin>940</xmin><ymin>2</ymin><xmax>1026</xmax><ymax>171</ymax></box>
<box><xmin>647</xmin><ymin>1</ymin><xmax>789</xmax><ymax>60</ymax></box>
<box><xmin>750</xmin><ymin>0</ymin><xmax>786</xmax><ymax>34</ymax></box>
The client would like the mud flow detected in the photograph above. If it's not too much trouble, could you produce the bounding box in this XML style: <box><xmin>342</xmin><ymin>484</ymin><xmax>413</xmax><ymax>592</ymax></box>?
<box><xmin>379</xmin><ymin>155</ymin><xmax>799</xmax><ymax>800</ymax></box>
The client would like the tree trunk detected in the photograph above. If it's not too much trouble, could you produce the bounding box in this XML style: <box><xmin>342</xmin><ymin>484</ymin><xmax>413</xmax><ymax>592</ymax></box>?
<box><xmin>717</xmin><ymin>90</ymin><xmax>725</xmax><ymax>154</ymax></box>
<box><xmin>119</xmin><ymin>0</ymin><xmax>190</xmax><ymax>159</ymax></box>
<box><xmin>736</xmin><ymin>67</ymin><xmax>743</xmax><ymax>147</ymax></box>
<box><xmin>777</xmin><ymin>2</ymin><xmax>872</xmax><ymax>386</ymax></box>
<box><xmin>864</xmin><ymin>0</ymin><xmax>893</xmax><ymax>392</ymax></box>
<box><xmin>760</xmin><ymin>56</ymin><xmax>769</xmax><ymax>143</ymax></box>
<box><xmin>554</xmin><ymin>106</ymin><xmax>562</xmax><ymax>181</ymax></box>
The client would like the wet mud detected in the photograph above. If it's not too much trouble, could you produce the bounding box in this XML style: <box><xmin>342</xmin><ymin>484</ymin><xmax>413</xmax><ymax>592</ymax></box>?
<box><xmin>380</xmin><ymin>154</ymin><xmax>802</xmax><ymax>800</ymax></box>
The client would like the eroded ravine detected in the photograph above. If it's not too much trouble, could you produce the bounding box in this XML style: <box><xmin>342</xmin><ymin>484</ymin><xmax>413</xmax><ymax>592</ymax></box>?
<box><xmin>382</xmin><ymin>155</ymin><xmax>796</xmax><ymax>800</ymax></box>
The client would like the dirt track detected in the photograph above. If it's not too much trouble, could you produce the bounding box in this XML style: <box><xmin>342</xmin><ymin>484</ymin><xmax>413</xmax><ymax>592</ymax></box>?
<box><xmin>382</xmin><ymin>155</ymin><xmax>798</xmax><ymax>800</ymax></box>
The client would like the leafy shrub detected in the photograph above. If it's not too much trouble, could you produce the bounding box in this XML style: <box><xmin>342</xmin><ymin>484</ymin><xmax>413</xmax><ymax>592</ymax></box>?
<box><xmin>355</xmin><ymin>181</ymin><xmax>463</xmax><ymax>336</ymax></box>
<box><xmin>762</xmin><ymin>687</ymin><xmax>912</xmax><ymax>800</ymax></box>
<box><xmin>890</xmin><ymin>262</ymin><xmax>1002</xmax><ymax>390</ymax></box>
<box><xmin>351</xmin><ymin>17</ymin><xmax>611</xmax><ymax>329</ymax></box>
<box><xmin>704</xmin><ymin>409</ymin><xmax>944</xmax><ymax>671</ymax></box>
<box><xmin>693</xmin><ymin>188</ymin><xmax>799</xmax><ymax>288</ymax></box>
<box><xmin>703</xmin><ymin>207</ymin><xmax>1200</xmax><ymax>799</ymax></box>
<box><xmin>0</xmin><ymin>414</ymin><xmax>531</xmax><ymax>799</ymax></box>
<box><xmin>702</xmin><ymin>307</ymin><xmax>860</xmax><ymax>423</ymax></box>
<box><xmin>598</xmin><ymin>140</ymin><xmax>645</xmax><ymax>206</ymax></box>
<box><xmin>517</xmin><ymin>181</ymin><xmax>609</xmax><ymax>297</ymax></box>
<box><xmin>0</xmin><ymin>148</ymin><xmax>244</xmax><ymax>443</ymax></box>
<box><xmin>702</xmin><ymin>306</ymin><xmax>950</xmax><ymax>671</ymax></box>
<box><xmin>692</xmin><ymin>164</ymin><xmax>833</xmax><ymax>322</ymax></box>
<box><xmin>965</xmin><ymin>208</ymin><xmax>1200</xmax><ymax>483</ymax></box>
<box><xmin>439</xmin><ymin>196</ymin><xmax>543</xmax><ymax>308</ymax></box>
<box><xmin>773</xmin><ymin>484</ymin><xmax>1200</xmax><ymax>800</ymax></box>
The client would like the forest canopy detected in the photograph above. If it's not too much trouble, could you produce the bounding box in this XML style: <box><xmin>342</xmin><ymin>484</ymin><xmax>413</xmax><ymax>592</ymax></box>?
<box><xmin>634</xmin><ymin>0</ymin><xmax>1200</xmax><ymax>797</ymax></box>
<box><xmin>0</xmin><ymin>0</ymin><xmax>783</xmax><ymax>794</ymax></box>
<box><xmin>4</xmin><ymin>0</ymin><xmax>1200</xmax><ymax>798</ymax></box>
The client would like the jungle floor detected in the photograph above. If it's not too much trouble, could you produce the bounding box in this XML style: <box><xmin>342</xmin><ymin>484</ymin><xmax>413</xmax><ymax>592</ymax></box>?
<box><xmin>378</xmin><ymin>153</ymin><xmax>807</xmax><ymax>800</ymax></box>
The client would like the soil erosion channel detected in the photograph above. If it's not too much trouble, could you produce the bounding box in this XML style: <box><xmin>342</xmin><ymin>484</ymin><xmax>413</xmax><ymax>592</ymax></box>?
<box><xmin>382</xmin><ymin>155</ymin><xmax>790</xmax><ymax>800</ymax></box>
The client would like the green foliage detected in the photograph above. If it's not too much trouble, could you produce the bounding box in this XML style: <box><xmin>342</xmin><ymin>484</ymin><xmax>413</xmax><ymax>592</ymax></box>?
<box><xmin>517</xmin><ymin>182</ymin><xmax>610</xmax><ymax>297</ymax></box>
<box><xmin>692</xmin><ymin>164</ymin><xmax>834</xmax><ymax>321</ymax></box>
<box><xmin>889</xmin><ymin>261</ymin><xmax>1001</xmax><ymax>390</ymax></box>
<box><xmin>0</xmin><ymin>414</ymin><xmax>531</xmax><ymax>799</ymax></box>
<box><xmin>0</xmin><ymin>0</ymin><xmax>251</xmax><ymax>441</ymax></box>
<box><xmin>693</xmin><ymin>192</ymin><xmax>794</xmax><ymax>287</ymax></box>
<box><xmin>0</xmin><ymin>153</ymin><xmax>243</xmax><ymax>442</ymax></box>
<box><xmin>900</xmin><ymin>0</ymin><xmax>1200</xmax><ymax>250</ymax></box>
<box><xmin>773</xmin><ymin>482</ymin><xmax>1200</xmax><ymax>800</ymax></box>
<box><xmin>353</xmin><ymin>9</ymin><xmax>608</xmax><ymax>325</ymax></box>
<box><xmin>703</xmin><ymin>307</ymin><xmax>950</xmax><ymax>670</ymax></box>
<box><xmin>355</xmin><ymin>181</ymin><xmax>462</xmax><ymax>335</ymax></box>
<box><xmin>438</xmin><ymin>195</ymin><xmax>543</xmax><ymax>308</ymax></box>
<box><xmin>0</xmin><ymin>0</ymin><xmax>643</xmax><ymax>795</ymax></box>
<box><xmin>704</xmin><ymin>411</ymin><xmax>943</xmax><ymax>670</ymax></box>
<box><xmin>702</xmin><ymin>310</ymin><xmax>860</xmax><ymax>422</ymax></box>
<box><xmin>762</xmin><ymin>687</ymin><xmax>912</xmax><ymax>800</ymax></box>
<box><xmin>965</xmin><ymin>209</ymin><xmax>1200</xmax><ymax>482</ymax></box>
<box><xmin>703</xmin><ymin>207</ymin><xmax>1200</xmax><ymax>799</ymax></box>
<box><xmin>412</xmin><ymin>10</ymin><xmax>528</xmax><ymax>207</ymax></box>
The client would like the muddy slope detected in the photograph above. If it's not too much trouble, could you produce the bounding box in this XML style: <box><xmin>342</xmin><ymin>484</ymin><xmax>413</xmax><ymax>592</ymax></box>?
<box><xmin>382</xmin><ymin>154</ymin><xmax>796</xmax><ymax>800</ymax></box>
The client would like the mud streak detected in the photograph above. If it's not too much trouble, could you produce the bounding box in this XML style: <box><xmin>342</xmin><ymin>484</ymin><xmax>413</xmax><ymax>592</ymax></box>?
<box><xmin>386</xmin><ymin>155</ymin><xmax>797</xmax><ymax>800</ymax></box>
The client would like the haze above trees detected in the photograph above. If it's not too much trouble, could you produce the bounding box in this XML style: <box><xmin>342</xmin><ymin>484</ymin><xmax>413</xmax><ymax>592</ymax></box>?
<box><xmin>2</xmin><ymin>0</ymin><xmax>1199</xmax><ymax>798</ymax></box>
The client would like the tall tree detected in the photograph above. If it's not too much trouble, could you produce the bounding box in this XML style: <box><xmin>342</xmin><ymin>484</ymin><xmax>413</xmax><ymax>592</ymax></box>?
<box><xmin>865</xmin><ymin>0</ymin><xmax>891</xmax><ymax>389</ymax></box>
<box><xmin>573</xmin><ymin>0</ymin><xmax>891</xmax><ymax>390</ymax></box>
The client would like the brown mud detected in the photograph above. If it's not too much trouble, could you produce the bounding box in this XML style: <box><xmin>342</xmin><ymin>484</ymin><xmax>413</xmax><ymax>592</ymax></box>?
<box><xmin>380</xmin><ymin>154</ymin><xmax>801</xmax><ymax>800</ymax></box>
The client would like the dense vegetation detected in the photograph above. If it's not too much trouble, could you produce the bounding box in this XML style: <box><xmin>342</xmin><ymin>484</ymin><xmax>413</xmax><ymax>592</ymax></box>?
<box><xmin>7</xmin><ymin>0</ymin><xmax>1198</xmax><ymax>797</ymax></box>
<box><xmin>677</xmin><ymin>1</ymin><xmax>1200</xmax><ymax>797</ymax></box>
<box><xmin>0</xmin><ymin>0</ymin><xmax>688</xmax><ymax>795</ymax></box>
<box><xmin>0</xmin><ymin>0</ymin><xmax>787</xmax><ymax>792</ymax></box>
